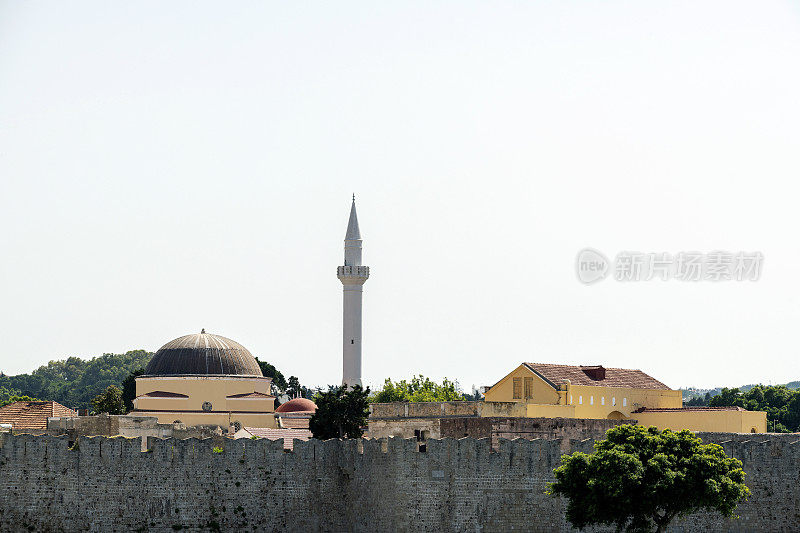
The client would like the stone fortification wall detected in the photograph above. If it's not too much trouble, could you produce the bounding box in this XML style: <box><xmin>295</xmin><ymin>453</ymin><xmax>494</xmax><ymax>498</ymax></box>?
<box><xmin>440</xmin><ymin>416</ymin><xmax>634</xmax><ymax>451</ymax></box>
<box><xmin>369</xmin><ymin>400</ymin><xmax>526</xmax><ymax>419</ymax></box>
<box><xmin>0</xmin><ymin>432</ymin><xmax>798</xmax><ymax>532</ymax></box>
<box><xmin>46</xmin><ymin>415</ymin><xmax>227</xmax><ymax>450</ymax></box>
<box><xmin>369</xmin><ymin>403</ymin><xmax>631</xmax><ymax>449</ymax></box>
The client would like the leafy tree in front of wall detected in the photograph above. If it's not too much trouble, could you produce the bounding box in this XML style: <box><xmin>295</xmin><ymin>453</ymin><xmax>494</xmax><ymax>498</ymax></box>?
<box><xmin>370</xmin><ymin>375</ymin><xmax>465</xmax><ymax>403</ymax></box>
<box><xmin>254</xmin><ymin>358</ymin><xmax>288</xmax><ymax>393</ymax></box>
<box><xmin>548</xmin><ymin>424</ymin><xmax>749</xmax><ymax>533</ymax></box>
<box><xmin>91</xmin><ymin>385</ymin><xmax>126</xmax><ymax>415</ymax></box>
<box><xmin>309</xmin><ymin>385</ymin><xmax>370</xmax><ymax>439</ymax></box>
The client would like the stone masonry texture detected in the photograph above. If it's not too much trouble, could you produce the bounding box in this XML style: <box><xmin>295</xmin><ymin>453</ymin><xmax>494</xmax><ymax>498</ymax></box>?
<box><xmin>440</xmin><ymin>417</ymin><xmax>634</xmax><ymax>451</ymax></box>
<box><xmin>0</xmin><ymin>431</ymin><xmax>798</xmax><ymax>532</ymax></box>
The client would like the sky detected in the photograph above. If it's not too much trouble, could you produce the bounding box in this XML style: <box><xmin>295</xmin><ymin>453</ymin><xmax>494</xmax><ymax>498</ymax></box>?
<box><xmin>1</xmin><ymin>1</ymin><xmax>799</xmax><ymax>391</ymax></box>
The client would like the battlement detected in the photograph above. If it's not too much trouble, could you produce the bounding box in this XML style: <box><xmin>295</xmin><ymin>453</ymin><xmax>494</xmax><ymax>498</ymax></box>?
<box><xmin>1</xmin><ymin>432</ymin><xmax>799</xmax><ymax>531</ymax></box>
<box><xmin>337</xmin><ymin>265</ymin><xmax>370</xmax><ymax>283</ymax></box>
<box><xmin>2</xmin><ymin>431</ymin><xmax>799</xmax><ymax>462</ymax></box>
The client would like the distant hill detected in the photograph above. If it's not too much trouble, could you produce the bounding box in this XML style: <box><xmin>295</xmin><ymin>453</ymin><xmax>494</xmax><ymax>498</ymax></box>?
<box><xmin>682</xmin><ymin>381</ymin><xmax>800</xmax><ymax>399</ymax></box>
<box><xmin>0</xmin><ymin>350</ymin><xmax>153</xmax><ymax>410</ymax></box>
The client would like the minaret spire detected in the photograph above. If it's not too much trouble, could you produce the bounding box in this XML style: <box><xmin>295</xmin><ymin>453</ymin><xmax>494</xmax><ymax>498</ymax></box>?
<box><xmin>337</xmin><ymin>195</ymin><xmax>370</xmax><ymax>388</ymax></box>
<box><xmin>345</xmin><ymin>196</ymin><xmax>361</xmax><ymax>241</ymax></box>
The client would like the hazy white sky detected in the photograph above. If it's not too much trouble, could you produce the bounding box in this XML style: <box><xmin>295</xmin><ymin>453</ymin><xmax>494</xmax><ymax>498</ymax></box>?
<box><xmin>1</xmin><ymin>1</ymin><xmax>799</xmax><ymax>391</ymax></box>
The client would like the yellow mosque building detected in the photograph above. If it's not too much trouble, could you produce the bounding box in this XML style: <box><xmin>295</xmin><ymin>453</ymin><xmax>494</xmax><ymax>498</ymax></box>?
<box><xmin>484</xmin><ymin>362</ymin><xmax>766</xmax><ymax>433</ymax></box>
<box><xmin>132</xmin><ymin>330</ymin><xmax>277</xmax><ymax>429</ymax></box>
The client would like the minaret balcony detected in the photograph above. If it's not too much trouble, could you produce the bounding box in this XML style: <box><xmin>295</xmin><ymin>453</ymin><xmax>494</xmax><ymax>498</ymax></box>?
<box><xmin>337</xmin><ymin>265</ymin><xmax>370</xmax><ymax>284</ymax></box>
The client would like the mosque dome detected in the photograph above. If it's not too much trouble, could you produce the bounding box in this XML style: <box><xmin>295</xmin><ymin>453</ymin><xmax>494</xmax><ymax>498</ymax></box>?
<box><xmin>275</xmin><ymin>398</ymin><xmax>317</xmax><ymax>413</ymax></box>
<box><xmin>144</xmin><ymin>330</ymin><xmax>263</xmax><ymax>377</ymax></box>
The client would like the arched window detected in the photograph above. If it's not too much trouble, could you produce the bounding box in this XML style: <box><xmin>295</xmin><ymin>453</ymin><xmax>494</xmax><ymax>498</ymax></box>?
<box><xmin>601</xmin><ymin>397</ymin><xmax>605</xmax><ymax>406</ymax></box>
<box><xmin>612</xmin><ymin>397</ymin><xmax>616</xmax><ymax>406</ymax></box>
<box><xmin>590</xmin><ymin>396</ymin><xmax>594</xmax><ymax>405</ymax></box>
<box><xmin>623</xmin><ymin>398</ymin><xmax>627</xmax><ymax>407</ymax></box>
<box><xmin>579</xmin><ymin>396</ymin><xmax>583</xmax><ymax>405</ymax></box>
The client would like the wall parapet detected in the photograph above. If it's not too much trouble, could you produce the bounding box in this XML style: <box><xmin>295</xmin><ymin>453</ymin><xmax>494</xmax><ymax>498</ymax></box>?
<box><xmin>1</xmin><ymin>432</ymin><xmax>799</xmax><ymax>531</ymax></box>
<box><xmin>369</xmin><ymin>400</ymin><xmax>533</xmax><ymax>420</ymax></box>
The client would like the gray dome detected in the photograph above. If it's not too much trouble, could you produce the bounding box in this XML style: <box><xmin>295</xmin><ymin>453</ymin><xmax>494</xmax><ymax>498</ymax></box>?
<box><xmin>145</xmin><ymin>331</ymin><xmax>263</xmax><ymax>376</ymax></box>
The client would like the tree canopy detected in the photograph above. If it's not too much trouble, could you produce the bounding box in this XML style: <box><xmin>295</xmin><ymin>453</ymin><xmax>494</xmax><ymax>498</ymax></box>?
<box><xmin>549</xmin><ymin>425</ymin><xmax>749</xmax><ymax>533</ymax></box>
<box><xmin>287</xmin><ymin>376</ymin><xmax>301</xmax><ymax>398</ymax></box>
<box><xmin>709</xmin><ymin>385</ymin><xmax>800</xmax><ymax>432</ymax></box>
<box><xmin>0</xmin><ymin>393</ymin><xmax>39</xmax><ymax>408</ymax></box>
<box><xmin>91</xmin><ymin>385</ymin><xmax>126</xmax><ymax>415</ymax></box>
<box><xmin>0</xmin><ymin>350</ymin><xmax>152</xmax><ymax>409</ymax></box>
<box><xmin>121</xmin><ymin>369</ymin><xmax>145</xmax><ymax>412</ymax></box>
<box><xmin>370</xmin><ymin>375</ymin><xmax>465</xmax><ymax>403</ymax></box>
<box><xmin>309</xmin><ymin>385</ymin><xmax>370</xmax><ymax>439</ymax></box>
<box><xmin>254</xmin><ymin>358</ymin><xmax>287</xmax><ymax>392</ymax></box>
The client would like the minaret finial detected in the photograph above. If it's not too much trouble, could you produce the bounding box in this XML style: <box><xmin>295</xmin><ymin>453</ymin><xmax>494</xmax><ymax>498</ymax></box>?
<box><xmin>352</xmin><ymin>193</ymin><xmax>355</xmax><ymax>202</ymax></box>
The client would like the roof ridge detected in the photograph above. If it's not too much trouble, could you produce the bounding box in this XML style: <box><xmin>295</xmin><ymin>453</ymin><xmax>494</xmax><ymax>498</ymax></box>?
<box><xmin>526</xmin><ymin>362</ymin><xmax>646</xmax><ymax>371</ymax></box>
<box><xmin>522</xmin><ymin>362</ymin><xmax>670</xmax><ymax>390</ymax></box>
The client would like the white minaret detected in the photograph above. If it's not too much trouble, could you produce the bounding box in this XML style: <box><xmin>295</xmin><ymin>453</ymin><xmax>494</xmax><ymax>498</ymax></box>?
<box><xmin>337</xmin><ymin>195</ymin><xmax>369</xmax><ymax>388</ymax></box>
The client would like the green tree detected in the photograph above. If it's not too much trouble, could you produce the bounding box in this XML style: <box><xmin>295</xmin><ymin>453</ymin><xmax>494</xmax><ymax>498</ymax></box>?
<box><xmin>0</xmin><ymin>350</ymin><xmax>152</xmax><ymax>409</ymax></box>
<box><xmin>287</xmin><ymin>376</ymin><xmax>301</xmax><ymax>398</ymax></box>
<box><xmin>0</xmin><ymin>386</ymin><xmax>23</xmax><ymax>406</ymax></box>
<box><xmin>683</xmin><ymin>391</ymin><xmax>711</xmax><ymax>407</ymax></box>
<box><xmin>548</xmin><ymin>425</ymin><xmax>749</xmax><ymax>533</ymax></box>
<box><xmin>0</xmin><ymin>394</ymin><xmax>39</xmax><ymax>408</ymax></box>
<box><xmin>91</xmin><ymin>385</ymin><xmax>126</xmax><ymax>415</ymax></box>
<box><xmin>254</xmin><ymin>358</ymin><xmax>287</xmax><ymax>392</ymax></box>
<box><xmin>370</xmin><ymin>375</ymin><xmax>465</xmax><ymax>403</ymax></box>
<box><xmin>121</xmin><ymin>369</ymin><xmax>145</xmax><ymax>412</ymax></box>
<box><xmin>309</xmin><ymin>385</ymin><xmax>370</xmax><ymax>439</ymax></box>
<box><xmin>710</xmin><ymin>384</ymin><xmax>800</xmax><ymax>432</ymax></box>
<box><xmin>710</xmin><ymin>387</ymin><xmax>745</xmax><ymax>408</ymax></box>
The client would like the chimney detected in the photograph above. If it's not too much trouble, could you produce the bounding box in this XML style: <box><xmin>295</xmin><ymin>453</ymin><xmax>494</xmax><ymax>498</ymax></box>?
<box><xmin>581</xmin><ymin>365</ymin><xmax>606</xmax><ymax>381</ymax></box>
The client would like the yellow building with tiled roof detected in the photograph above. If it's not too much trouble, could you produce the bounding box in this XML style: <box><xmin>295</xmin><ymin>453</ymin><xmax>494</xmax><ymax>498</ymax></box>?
<box><xmin>485</xmin><ymin>363</ymin><xmax>766</xmax><ymax>433</ymax></box>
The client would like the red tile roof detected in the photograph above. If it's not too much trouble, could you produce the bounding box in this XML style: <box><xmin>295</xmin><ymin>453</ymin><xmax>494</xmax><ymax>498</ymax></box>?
<box><xmin>277</xmin><ymin>416</ymin><xmax>312</xmax><ymax>429</ymax></box>
<box><xmin>243</xmin><ymin>427</ymin><xmax>312</xmax><ymax>450</ymax></box>
<box><xmin>0</xmin><ymin>401</ymin><xmax>76</xmax><ymax>430</ymax></box>
<box><xmin>524</xmin><ymin>363</ymin><xmax>671</xmax><ymax>390</ymax></box>
<box><xmin>275</xmin><ymin>398</ymin><xmax>317</xmax><ymax>413</ymax></box>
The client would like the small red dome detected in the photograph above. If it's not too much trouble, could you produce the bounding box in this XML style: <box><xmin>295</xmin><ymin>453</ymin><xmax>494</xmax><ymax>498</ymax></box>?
<box><xmin>275</xmin><ymin>398</ymin><xmax>317</xmax><ymax>413</ymax></box>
